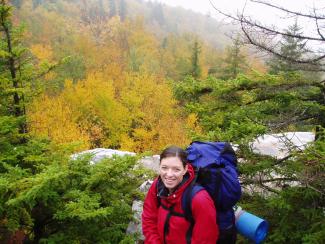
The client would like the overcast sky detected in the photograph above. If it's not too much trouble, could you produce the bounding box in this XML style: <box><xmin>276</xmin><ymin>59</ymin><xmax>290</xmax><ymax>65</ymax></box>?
<box><xmin>151</xmin><ymin>0</ymin><xmax>324</xmax><ymax>17</ymax></box>
<box><xmin>147</xmin><ymin>0</ymin><xmax>325</xmax><ymax>38</ymax></box>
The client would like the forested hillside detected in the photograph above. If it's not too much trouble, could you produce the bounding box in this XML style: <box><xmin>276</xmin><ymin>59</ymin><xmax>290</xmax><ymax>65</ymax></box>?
<box><xmin>1</xmin><ymin>0</ymin><xmax>324</xmax><ymax>243</ymax></box>
<box><xmin>6</xmin><ymin>0</ymin><xmax>265</xmax><ymax>152</ymax></box>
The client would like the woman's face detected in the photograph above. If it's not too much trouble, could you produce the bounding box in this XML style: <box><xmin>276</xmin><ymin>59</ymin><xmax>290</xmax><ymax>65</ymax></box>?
<box><xmin>159</xmin><ymin>156</ymin><xmax>188</xmax><ymax>192</ymax></box>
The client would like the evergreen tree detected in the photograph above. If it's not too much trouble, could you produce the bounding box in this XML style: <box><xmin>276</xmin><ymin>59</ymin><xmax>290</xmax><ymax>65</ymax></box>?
<box><xmin>267</xmin><ymin>21</ymin><xmax>307</xmax><ymax>74</ymax></box>
<box><xmin>1</xmin><ymin>0</ymin><xmax>28</xmax><ymax>134</ymax></box>
<box><xmin>174</xmin><ymin>73</ymin><xmax>325</xmax><ymax>243</ymax></box>
<box><xmin>210</xmin><ymin>36</ymin><xmax>248</xmax><ymax>80</ymax></box>
<box><xmin>190</xmin><ymin>40</ymin><xmax>201</xmax><ymax>78</ymax></box>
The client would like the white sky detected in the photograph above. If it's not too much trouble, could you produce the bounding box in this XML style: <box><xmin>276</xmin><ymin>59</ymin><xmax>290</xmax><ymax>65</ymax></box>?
<box><xmin>148</xmin><ymin>0</ymin><xmax>325</xmax><ymax>40</ymax></box>
<box><xmin>148</xmin><ymin>0</ymin><xmax>324</xmax><ymax>24</ymax></box>
<box><xmin>151</xmin><ymin>0</ymin><xmax>324</xmax><ymax>18</ymax></box>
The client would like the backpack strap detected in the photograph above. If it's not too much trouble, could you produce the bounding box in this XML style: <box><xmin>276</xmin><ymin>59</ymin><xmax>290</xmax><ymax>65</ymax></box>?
<box><xmin>213</xmin><ymin>165</ymin><xmax>223</xmax><ymax>209</ymax></box>
<box><xmin>156</xmin><ymin>181</ymin><xmax>187</xmax><ymax>244</ymax></box>
<box><xmin>161</xmin><ymin>204</ymin><xmax>187</xmax><ymax>244</ymax></box>
<box><xmin>182</xmin><ymin>184</ymin><xmax>205</xmax><ymax>244</ymax></box>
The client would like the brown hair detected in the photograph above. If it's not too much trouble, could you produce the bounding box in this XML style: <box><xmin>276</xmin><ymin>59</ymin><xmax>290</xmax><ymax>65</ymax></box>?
<box><xmin>160</xmin><ymin>145</ymin><xmax>187</xmax><ymax>167</ymax></box>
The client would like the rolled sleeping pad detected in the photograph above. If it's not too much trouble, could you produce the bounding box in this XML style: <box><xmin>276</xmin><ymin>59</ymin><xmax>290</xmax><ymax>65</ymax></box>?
<box><xmin>234</xmin><ymin>206</ymin><xmax>269</xmax><ymax>243</ymax></box>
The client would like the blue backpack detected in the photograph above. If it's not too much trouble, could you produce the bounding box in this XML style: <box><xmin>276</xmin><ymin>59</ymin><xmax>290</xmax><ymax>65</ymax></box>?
<box><xmin>183</xmin><ymin>141</ymin><xmax>241</xmax><ymax>237</ymax></box>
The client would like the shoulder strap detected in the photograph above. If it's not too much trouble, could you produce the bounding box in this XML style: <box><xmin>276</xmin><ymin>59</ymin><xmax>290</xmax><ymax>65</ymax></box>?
<box><xmin>182</xmin><ymin>184</ymin><xmax>205</xmax><ymax>244</ymax></box>
<box><xmin>156</xmin><ymin>175</ymin><xmax>206</xmax><ymax>244</ymax></box>
<box><xmin>156</xmin><ymin>180</ymin><xmax>188</xmax><ymax>244</ymax></box>
<box><xmin>155</xmin><ymin>180</ymin><xmax>161</xmax><ymax>207</ymax></box>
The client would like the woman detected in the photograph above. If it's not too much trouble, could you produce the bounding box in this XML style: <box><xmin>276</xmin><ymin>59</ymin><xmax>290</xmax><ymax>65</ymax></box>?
<box><xmin>142</xmin><ymin>146</ymin><xmax>219</xmax><ymax>244</ymax></box>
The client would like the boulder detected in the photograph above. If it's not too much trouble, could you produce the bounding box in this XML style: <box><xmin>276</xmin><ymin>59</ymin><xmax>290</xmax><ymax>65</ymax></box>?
<box><xmin>138</xmin><ymin>155</ymin><xmax>160</xmax><ymax>173</ymax></box>
<box><xmin>71</xmin><ymin>148</ymin><xmax>135</xmax><ymax>164</ymax></box>
<box><xmin>251</xmin><ymin>132</ymin><xmax>314</xmax><ymax>159</ymax></box>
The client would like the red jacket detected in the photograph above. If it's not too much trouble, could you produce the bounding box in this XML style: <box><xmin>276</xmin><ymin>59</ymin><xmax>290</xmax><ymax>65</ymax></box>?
<box><xmin>142</xmin><ymin>164</ymin><xmax>219</xmax><ymax>244</ymax></box>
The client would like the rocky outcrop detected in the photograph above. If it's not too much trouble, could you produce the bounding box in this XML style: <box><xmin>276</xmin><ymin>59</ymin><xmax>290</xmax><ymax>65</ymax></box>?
<box><xmin>126</xmin><ymin>180</ymin><xmax>153</xmax><ymax>241</ymax></box>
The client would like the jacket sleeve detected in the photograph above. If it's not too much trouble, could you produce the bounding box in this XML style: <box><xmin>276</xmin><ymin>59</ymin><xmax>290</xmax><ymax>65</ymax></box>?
<box><xmin>142</xmin><ymin>179</ymin><xmax>162</xmax><ymax>244</ymax></box>
<box><xmin>191</xmin><ymin>190</ymin><xmax>219</xmax><ymax>244</ymax></box>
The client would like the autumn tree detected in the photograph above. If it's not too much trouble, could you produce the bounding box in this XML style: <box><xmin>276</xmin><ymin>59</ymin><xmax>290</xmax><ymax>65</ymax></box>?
<box><xmin>79</xmin><ymin>0</ymin><xmax>110</xmax><ymax>44</ymax></box>
<box><xmin>117</xmin><ymin>72</ymin><xmax>190</xmax><ymax>152</ymax></box>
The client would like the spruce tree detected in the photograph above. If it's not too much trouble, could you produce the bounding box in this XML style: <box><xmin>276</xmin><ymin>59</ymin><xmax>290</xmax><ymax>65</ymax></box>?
<box><xmin>0</xmin><ymin>0</ymin><xmax>28</xmax><ymax>134</ymax></box>
<box><xmin>221</xmin><ymin>36</ymin><xmax>248</xmax><ymax>79</ymax></box>
<box><xmin>190</xmin><ymin>40</ymin><xmax>201</xmax><ymax>79</ymax></box>
<box><xmin>267</xmin><ymin>21</ymin><xmax>307</xmax><ymax>74</ymax></box>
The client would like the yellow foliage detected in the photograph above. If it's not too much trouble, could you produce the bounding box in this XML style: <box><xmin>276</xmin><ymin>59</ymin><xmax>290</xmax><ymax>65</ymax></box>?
<box><xmin>30</xmin><ymin>44</ymin><xmax>54</xmax><ymax>61</ymax></box>
<box><xmin>28</xmin><ymin>94</ymin><xmax>90</xmax><ymax>150</ymax></box>
<box><xmin>186</xmin><ymin>113</ymin><xmax>202</xmax><ymax>134</ymax></box>
<box><xmin>24</xmin><ymin>13</ymin><xmax>193</xmax><ymax>153</ymax></box>
<box><xmin>28</xmin><ymin>72</ymin><xmax>132</xmax><ymax>150</ymax></box>
<box><xmin>62</xmin><ymin>74</ymin><xmax>131</xmax><ymax>148</ymax></box>
<box><xmin>127</xmin><ymin>18</ymin><xmax>161</xmax><ymax>74</ymax></box>
<box><xmin>119</xmin><ymin>72</ymin><xmax>190</xmax><ymax>153</ymax></box>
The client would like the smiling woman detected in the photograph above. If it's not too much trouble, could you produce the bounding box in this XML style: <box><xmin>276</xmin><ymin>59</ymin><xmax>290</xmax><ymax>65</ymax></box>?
<box><xmin>159</xmin><ymin>146</ymin><xmax>188</xmax><ymax>192</ymax></box>
<box><xmin>142</xmin><ymin>146</ymin><xmax>219</xmax><ymax>244</ymax></box>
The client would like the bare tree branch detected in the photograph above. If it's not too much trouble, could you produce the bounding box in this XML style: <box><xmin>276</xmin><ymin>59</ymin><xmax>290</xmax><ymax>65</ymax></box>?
<box><xmin>251</xmin><ymin>0</ymin><xmax>325</xmax><ymax>20</ymax></box>
<box><xmin>314</xmin><ymin>8</ymin><xmax>325</xmax><ymax>40</ymax></box>
<box><xmin>210</xmin><ymin>0</ymin><xmax>325</xmax><ymax>70</ymax></box>
<box><xmin>241</xmin><ymin>177</ymin><xmax>298</xmax><ymax>185</ymax></box>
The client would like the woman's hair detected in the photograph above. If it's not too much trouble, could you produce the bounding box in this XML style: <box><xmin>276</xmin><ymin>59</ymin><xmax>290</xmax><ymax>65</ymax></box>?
<box><xmin>160</xmin><ymin>146</ymin><xmax>188</xmax><ymax>167</ymax></box>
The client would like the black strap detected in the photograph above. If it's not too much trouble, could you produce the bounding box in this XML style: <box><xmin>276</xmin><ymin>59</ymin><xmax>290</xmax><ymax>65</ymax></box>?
<box><xmin>161</xmin><ymin>203</ymin><xmax>189</xmax><ymax>244</ymax></box>
<box><xmin>185</xmin><ymin>220</ymin><xmax>194</xmax><ymax>244</ymax></box>
<box><xmin>183</xmin><ymin>169</ymin><xmax>200</xmax><ymax>244</ymax></box>
<box><xmin>214</xmin><ymin>167</ymin><xmax>222</xmax><ymax>209</ymax></box>
<box><xmin>163</xmin><ymin>205</ymin><xmax>175</xmax><ymax>244</ymax></box>
<box><xmin>159</xmin><ymin>172</ymin><xmax>200</xmax><ymax>244</ymax></box>
<box><xmin>160</xmin><ymin>203</ymin><xmax>186</xmax><ymax>217</ymax></box>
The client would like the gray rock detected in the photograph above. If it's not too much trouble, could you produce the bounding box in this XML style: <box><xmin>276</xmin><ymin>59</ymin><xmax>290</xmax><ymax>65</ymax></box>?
<box><xmin>71</xmin><ymin>148</ymin><xmax>135</xmax><ymax>164</ymax></box>
<box><xmin>139</xmin><ymin>180</ymin><xmax>154</xmax><ymax>193</ymax></box>
<box><xmin>126</xmin><ymin>200</ymin><xmax>144</xmax><ymax>240</ymax></box>
<box><xmin>251</xmin><ymin>132</ymin><xmax>314</xmax><ymax>159</ymax></box>
<box><xmin>138</xmin><ymin>155</ymin><xmax>160</xmax><ymax>173</ymax></box>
